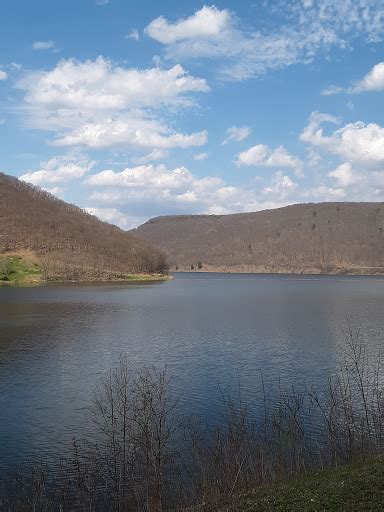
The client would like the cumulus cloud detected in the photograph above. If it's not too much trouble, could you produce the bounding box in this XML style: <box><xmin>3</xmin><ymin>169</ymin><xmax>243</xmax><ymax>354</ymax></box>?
<box><xmin>262</xmin><ymin>171</ymin><xmax>297</xmax><ymax>198</ymax></box>
<box><xmin>321</xmin><ymin>62</ymin><xmax>384</xmax><ymax>95</ymax></box>
<box><xmin>17</xmin><ymin>57</ymin><xmax>209</xmax><ymax>150</ymax></box>
<box><xmin>145</xmin><ymin>2</ymin><xmax>384</xmax><ymax>81</ymax></box>
<box><xmin>237</xmin><ymin>144</ymin><xmax>304</xmax><ymax>176</ymax></box>
<box><xmin>222</xmin><ymin>126</ymin><xmax>251</xmax><ymax>144</ymax></box>
<box><xmin>144</xmin><ymin>5</ymin><xmax>229</xmax><ymax>44</ymax></box>
<box><xmin>300</xmin><ymin>111</ymin><xmax>384</xmax><ymax>199</ymax></box>
<box><xmin>352</xmin><ymin>62</ymin><xmax>384</xmax><ymax>93</ymax></box>
<box><xmin>300</xmin><ymin>112</ymin><xmax>384</xmax><ymax>167</ymax></box>
<box><xmin>0</xmin><ymin>70</ymin><xmax>7</xmax><ymax>80</ymax></box>
<box><xmin>20</xmin><ymin>155</ymin><xmax>95</xmax><ymax>186</ymax></box>
<box><xmin>328</xmin><ymin>162</ymin><xmax>361</xmax><ymax>187</ymax></box>
<box><xmin>32</xmin><ymin>40</ymin><xmax>55</xmax><ymax>50</ymax></box>
<box><xmin>84</xmin><ymin>163</ymin><xmax>297</xmax><ymax>226</ymax></box>
<box><xmin>52</xmin><ymin>118</ymin><xmax>207</xmax><ymax>149</ymax></box>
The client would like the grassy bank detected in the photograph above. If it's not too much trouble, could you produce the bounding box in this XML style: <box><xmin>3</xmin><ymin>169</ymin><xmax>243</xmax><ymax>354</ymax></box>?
<box><xmin>0</xmin><ymin>253</ymin><xmax>169</xmax><ymax>285</ymax></box>
<box><xmin>0</xmin><ymin>253</ymin><xmax>42</xmax><ymax>284</ymax></box>
<box><xmin>201</xmin><ymin>458</ymin><xmax>384</xmax><ymax>511</ymax></box>
<box><xmin>116</xmin><ymin>273</ymin><xmax>170</xmax><ymax>282</ymax></box>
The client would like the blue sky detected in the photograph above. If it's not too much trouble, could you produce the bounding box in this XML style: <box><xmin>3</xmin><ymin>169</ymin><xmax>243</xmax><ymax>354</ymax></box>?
<box><xmin>1</xmin><ymin>0</ymin><xmax>384</xmax><ymax>228</ymax></box>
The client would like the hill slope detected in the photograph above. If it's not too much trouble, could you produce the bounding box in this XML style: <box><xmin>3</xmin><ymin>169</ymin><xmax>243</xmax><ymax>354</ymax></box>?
<box><xmin>0</xmin><ymin>173</ymin><xmax>167</xmax><ymax>281</ymax></box>
<box><xmin>131</xmin><ymin>203</ymin><xmax>384</xmax><ymax>274</ymax></box>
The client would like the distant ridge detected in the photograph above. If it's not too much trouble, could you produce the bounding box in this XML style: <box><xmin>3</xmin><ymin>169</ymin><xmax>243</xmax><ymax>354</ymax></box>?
<box><xmin>131</xmin><ymin>202</ymin><xmax>384</xmax><ymax>274</ymax></box>
<box><xmin>0</xmin><ymin>173</ymin><xmax>166</xmax><ymax>281</ymax></box>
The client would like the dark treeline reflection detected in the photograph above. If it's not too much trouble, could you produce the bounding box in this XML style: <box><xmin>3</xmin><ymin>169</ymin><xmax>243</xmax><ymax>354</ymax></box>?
<box><xmin>1</xmin><ymin>328</ymin><xmax>383</xmax><ymax>511</ymax></box>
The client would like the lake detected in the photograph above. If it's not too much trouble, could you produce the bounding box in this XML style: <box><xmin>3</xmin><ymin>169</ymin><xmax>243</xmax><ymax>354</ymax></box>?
<box><xmin>0</xmin><ymin>273</ymin><xmax>383</xmax><ymax>472</ymax></box>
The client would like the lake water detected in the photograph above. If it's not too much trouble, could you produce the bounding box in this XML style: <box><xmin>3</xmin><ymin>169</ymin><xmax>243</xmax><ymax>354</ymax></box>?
<box><xmin>0</xmin><ymin>273</ymin><xmax>383</xmax><ymax>472</ymax></box>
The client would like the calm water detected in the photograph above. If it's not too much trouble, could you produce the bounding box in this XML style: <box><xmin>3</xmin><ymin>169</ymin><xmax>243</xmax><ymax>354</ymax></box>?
<box><xmin>0</xmin><ymin>273</ymin><xmax>384</xmax><ymax>471</ymax></box>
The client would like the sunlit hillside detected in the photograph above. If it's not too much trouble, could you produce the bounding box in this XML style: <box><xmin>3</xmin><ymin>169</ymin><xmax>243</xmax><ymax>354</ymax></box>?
<box><xmin>132</xmin><ymin>203</ymin><xmax>384</xmax><ymax>274</ymax></box>
<box><xmin>0</xmin><ymin>173</ymin><xmax>167</xmax><ymax>281</ymax></box>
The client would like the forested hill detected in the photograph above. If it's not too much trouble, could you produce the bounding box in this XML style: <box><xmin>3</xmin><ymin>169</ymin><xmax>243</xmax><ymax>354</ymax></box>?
<box><xmin>0</xmin><ymin>173</ymin><xmax>166</xmax><ymax>281</ymax></box>
<box><xmin>131</xmin><ymin>203</ymin><xmax>384</xmax><ymax>274</ymax></box>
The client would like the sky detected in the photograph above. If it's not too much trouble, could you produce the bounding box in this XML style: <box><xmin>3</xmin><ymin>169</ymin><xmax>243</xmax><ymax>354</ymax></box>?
<box><xmin>1</xmin><ymin>0</ymin><xmax>384</xmax><ymax>229</ymax></box>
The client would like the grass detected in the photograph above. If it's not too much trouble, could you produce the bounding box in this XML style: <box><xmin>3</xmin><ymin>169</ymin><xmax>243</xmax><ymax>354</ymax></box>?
<box><xmin>0</xmin><ymin>254</ymin><xmax>169</xmax><ymax>284</ymax></box>
<box><xmin>201</xmin><ymin>458</ymin><xmax>384</xmax><ymax>511</ymax></box>
<box><xmin>122</xmin><ymin>273</ymin><xmax>170</xmax><ymax>281</ymax></box>
<box><xmin>0</xmin><ymin>254</ymin><xmax>42</xmax><ymax>284</ymax></box>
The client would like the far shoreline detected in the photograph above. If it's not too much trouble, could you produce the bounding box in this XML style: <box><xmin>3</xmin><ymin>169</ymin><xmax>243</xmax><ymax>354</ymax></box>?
<box><xmin>170</xmin><ymin>267</ymin><xmax>384</xmax><ymax>276</ymax></box>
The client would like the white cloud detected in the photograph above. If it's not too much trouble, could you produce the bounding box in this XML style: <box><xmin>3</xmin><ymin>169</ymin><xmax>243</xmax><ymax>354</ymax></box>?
<box><xmin>20</xmin><ymin>155</ymin><xmax>95</xmax><ymax>185</ymax></box>
<box><xmin>321</xmin><ymin>62</ymin><xmax>384</xmax><ymax>95</ymax></box>
<box><xmin>85</xmin><ymin>208</ymin><xmax>144</xmax><ymax>230</ymax></box>
<box><xmin>262</xmin><ymin>171</ymin><xmax>297</xmax><ymax>198</ymax></box>
<box><xmin>145</xmin><ymin>2</ymin><xmax>384</xmax><ymax>81</ymax></box>
<box><xmin>32</xmin><ymin>40</ymin><xmax>55</xmax><ymax>50</ymax></box>
<box><xmin>237</xmin><ymin>144</ymin><xmax>304</xmax><ymax>176</ymax></box>
<box><xmin>321</xmin><ymin>85</ymin><xmax>344</xmax><ymax>96</ymax></box>
<box><xmin>222</xmin><ymin>126</ymin><xmax>251</xmax><ymax>144</ymax></box>
<box><xmin>17</xmin><ymin>57</ymin><xmax>209</xmax><ymax>150</ymax></box>
<box><xmin>303</xmin><ymin>185</ymin><xmax>346</xmax><ymax>200</ymax></box>
<box><xmin>328</xmin><ymin>162</ymin><xmax>361</xmax><ymax>187</ymax></box>
<box><xmin>19</xmin><ymin>58</ymin><xmax>208</xmax><ymax>113</ymax></box>
<box><xmin>353</xmin><ymin>62</ymin><xmax>384</xmax><ymax>93</ymax></box>
<box><xmin>300</xmin><ymin>112</ymin><xmax>384</xmax><ymax>167</ymax></box>
<box><xmin>144</xmin><ymin>5</ymin><xmax>229</xmax><ymax>44</ymax></box>
<box><xmin>0</xmin><ymin>70</ymin><xmax>8</xmax><ymax>80</ymax></box>
<box><xmin>126</xmin><ymin>29</ymin><xmax>140</xmax><ymax>41</ymax></box>
<box><xmin>300</xmin><ymin>111</ymin><xmax>384</xmax><ymax>200</ymax></box>
<box><xmin>52</xmin><ymin>118</ymin><xmax>207</xmax><ymax>149</ymax></box>
<box><xmin>84</xmin><ymin>163</ymin><xmax>300</xmax><ymax>228</ymax></box>
<box><xmin>193</xmin><ymin>152</ymin><xmax>208</xmax><ymax>160</ymax></box>
<box><xmin>43</xmin><ymin>186</ymin><xmax>64</xmax><ymax>197</ymax></box>
<box><xmin>133</xmin><ymin>148</ymin><xmax>169</xmax><ymax>164</ymax></box>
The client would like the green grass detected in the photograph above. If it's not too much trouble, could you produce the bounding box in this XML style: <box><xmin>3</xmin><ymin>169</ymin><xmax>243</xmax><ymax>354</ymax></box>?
<box><xmin>202</xmin><ymin>458</ymin><xmax>384</xmax><ymax>511</ymax></box>
<box><xmin>0</xmin><ymin>254</ymin><xmax>42</xmax><ymax>284</ymax></box>
<box><xmin>122</xmin><ymin>273</ymin><xmax>170</xmax><ymax>281</ymax></box>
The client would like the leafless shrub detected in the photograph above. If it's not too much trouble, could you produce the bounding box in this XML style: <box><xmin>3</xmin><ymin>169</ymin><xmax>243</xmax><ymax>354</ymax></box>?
<box><xmin>1</xmin><ymin>330</ymin><xmax>383</xmax><ymax>510</ymax></box>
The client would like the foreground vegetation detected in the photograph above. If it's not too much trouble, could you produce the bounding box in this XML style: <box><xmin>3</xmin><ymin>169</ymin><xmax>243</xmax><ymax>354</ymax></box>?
<box><xmin>1</xmin><ymin>329</ymin><xmax>383</xmax><ymax>510</ymax></box>
<box><xmin>201</xmin><ymin>457</ymin><xmax>384</xmax><ymax>511</ymax></box>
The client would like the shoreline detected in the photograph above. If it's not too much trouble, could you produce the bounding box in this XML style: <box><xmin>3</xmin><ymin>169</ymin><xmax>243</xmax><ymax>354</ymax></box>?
<box><xmin>170</xmin><ymin>267</ymin><xmax>384</xmax><ymax>276</ymax></box>
<box><xmin>0</xmin><ymin>273</ymin><xmax>171</xmax><ymax>287</ymax></box>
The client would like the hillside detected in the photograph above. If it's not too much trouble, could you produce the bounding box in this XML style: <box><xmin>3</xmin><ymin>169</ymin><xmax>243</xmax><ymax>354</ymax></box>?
<box><xmin>0</xmin><ymin>173</ymin><xmax>167</xmax><ymax>282</ymax></box>
<box><xmin>131</xmin><ymin>203</ymin><xmax>384</xmax><ymax>274</ymax></box>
